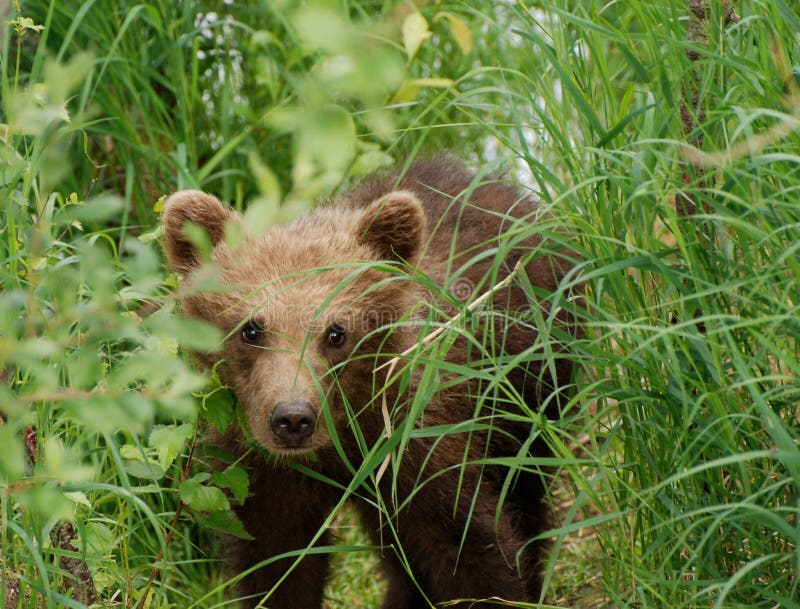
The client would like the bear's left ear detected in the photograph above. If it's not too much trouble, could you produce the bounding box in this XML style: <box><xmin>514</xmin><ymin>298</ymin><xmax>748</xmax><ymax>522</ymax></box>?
<box><xmin>356</xmin><ymin>191</ymin><xmax>426</xmax><ymax>263</ymax></box>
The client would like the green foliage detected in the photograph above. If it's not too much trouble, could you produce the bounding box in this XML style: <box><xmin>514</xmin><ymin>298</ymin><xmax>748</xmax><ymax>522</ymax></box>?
<box><xmin>503</xmin><ymin>1</ymin><xmax>800</xmax><ymax>607</ymax></box>
<box><xmin>2</xmin><ymin>0</ymin><xmax>799</xmax><ymax>608</ymax></box>
<box><xmin>15</xmin><ymin>0</ymin><xmax>485</xmax><ymax>214</ymax></box>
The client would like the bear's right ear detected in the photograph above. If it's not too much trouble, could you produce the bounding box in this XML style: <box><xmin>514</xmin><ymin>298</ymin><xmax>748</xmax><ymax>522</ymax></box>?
<box><xmin>162</xmin><ymin>190</ymin><xmax>233</xmax><ymax>275</ymax></box>
<box><xmin>356</xmin><ymin>191</ymin><xmax>426</xmax><ymax>263</ymax></box>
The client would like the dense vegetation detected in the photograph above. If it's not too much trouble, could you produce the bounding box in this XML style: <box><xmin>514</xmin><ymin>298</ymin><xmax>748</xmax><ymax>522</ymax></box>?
<box><xmin>1</xmin><ymin>1</ymin><xmax>798</xmax><ymax>608</ymax></box>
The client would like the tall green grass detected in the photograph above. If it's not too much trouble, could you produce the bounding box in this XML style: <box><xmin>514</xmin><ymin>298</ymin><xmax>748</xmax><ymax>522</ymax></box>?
<box><xmin>1</xmin><ymin>0</ymin><xmax>798</xmax><ymax>608</ymax></box>
<box><xmin>500</xmin><ymin>2</ymin><xmax>800</xmax><ymax>607</ymax></box>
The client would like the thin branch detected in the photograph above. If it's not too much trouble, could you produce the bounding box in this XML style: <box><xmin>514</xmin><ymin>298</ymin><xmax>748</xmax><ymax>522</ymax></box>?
<box><xmin>134</xmin><ymin>416</ymin><xmax>201</xmax><ymax>609</ymax></box>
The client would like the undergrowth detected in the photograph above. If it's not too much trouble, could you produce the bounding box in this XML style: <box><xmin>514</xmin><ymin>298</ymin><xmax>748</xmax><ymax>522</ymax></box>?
<box><xmin>1</xmin><ymin>1</ymin><xmax>798</xmax><ymax>608</ymax></box>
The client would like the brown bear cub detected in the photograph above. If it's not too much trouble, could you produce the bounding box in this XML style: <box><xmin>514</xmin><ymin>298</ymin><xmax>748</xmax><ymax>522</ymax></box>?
<box><xmin>162</xmin><ymin>158</ymin><xmax>574</xmax><ymax>609</ymax></box>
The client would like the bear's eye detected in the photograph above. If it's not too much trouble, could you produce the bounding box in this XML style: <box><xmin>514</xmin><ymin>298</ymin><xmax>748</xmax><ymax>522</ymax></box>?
<box><xmin>326</xmin><ymin>323</ymin><xmax>347</xmax><ymax>347</ymax></box>
<box><xmin>241</xmin><ymin>320</ymin><xmax>264</xmax><ymax>345</ymax></box>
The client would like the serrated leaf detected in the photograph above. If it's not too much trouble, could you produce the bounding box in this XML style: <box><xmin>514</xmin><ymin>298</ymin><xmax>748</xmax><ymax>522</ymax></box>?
<box><xmin>149</xmin><ymin>424</ymin><xmax>193</xmax><ymax>471</ymax></box>
<box><xmin>203</xmin><ymin>510</ymin><xmax>254</xmax><ymax>540</ymax></box>
<box><xmin>403</xmin><ymin>12</ymin><xmax>430</xmax><ymax>60</ymax></box>
<box><xmin>179</xmin><ymin>475</ymin><xmax>230</xmax><ymax>511</ymax></box>
<box><xmin>203</xmin><ymin>388</ymin><xmax>236</xmax><ymax>433</ymax></box>
<box><xmin>212</xmin><ymin>465</ymin><xmax>249</xmax><ymax>505</ymax></box>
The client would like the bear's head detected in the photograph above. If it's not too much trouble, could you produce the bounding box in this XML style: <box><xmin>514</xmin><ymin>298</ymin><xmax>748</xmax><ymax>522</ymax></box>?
<box><xmin>162</xmin><ymin>189</ymin><xmax>427</xmax><ymax>458</ymax></box>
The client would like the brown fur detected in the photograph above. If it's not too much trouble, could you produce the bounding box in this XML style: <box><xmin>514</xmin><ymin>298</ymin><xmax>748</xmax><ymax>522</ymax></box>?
<box><xmin>162</xmin><ymin>158</ymin><xmax>575</xmax><ymax>608</ymax></box>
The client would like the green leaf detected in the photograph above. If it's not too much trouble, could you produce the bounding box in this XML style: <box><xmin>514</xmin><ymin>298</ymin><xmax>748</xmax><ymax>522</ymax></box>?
<box><xmin>40</xmin><ymin>436</ymin><xmax>93</xmax><ymax>482</ymax></box>
<box><xmin>248</xmin><ymin>153</ymin><xmax>282</xmax><ymax>211</ymax></box>
<box><xmin>293</xmin><ymin>7</ymin><xmax>353</xmax><ymax>54</ymax></box>
<box><xmin>55</xmin><ymin>194</ymin><xmax>124</xmax><ymax>225</ymax></box>
<box><xmin>170</xmin><ymin>317</ymin><xmax>223</xmax><ymax>352</ymax></box>
<box><xmin>43</xmin><ymin>52</ymin><xmax>96</xmax><ymax>108</ymax></box>
<box><xmin>203</xmin><ymin>510</ymin><xmax>254</xmax><ymax>540</ymax></box>
<box><xmin>63</xmin><ymin>491</ymin><xmax>92</xmax><ymax>508</ymax></box>
<box><xmin>179</xmin><ymin>474</ymin><xmax>230</xmax><ymax>511</ymax></box>
<box><xmin>145</xmin><ymin>314</ymin><xmax>223</xmax><ymax>352</ymax></box>
<box><xmin>74</xmin><ymin>522</ymin><xmax>116</xmax><ymax>557</ymax></box>
<box><xmin>351</xmin><ymin>148</ymin><xmax>394</xmax><ymax>177</ymax></box>
<box><xmin>203</xmin><ymin>387</ymin><xmax>236</xmax><ymax>433</ymax></box>
<box><xmin>10</xmin><ymin>16</ymin><xmax>45</xmax><ymax>33</ymax></box>
<box><xmin>64</xmin><ymin>393</ymin><xmax>155</xmax><ymax>435</ymax></box>
<box><xmin>124</xmin><ymin>460</ymin><xmax>164</xmax><ymax>481</ymax></box>
<box><xmin>212</xmin><ymin>465</ymin><xmax>249</xmax><ymax>505</ymax></box>
<box><xmin>293</xmin><ymin>104</ymin><xmax>356</xmax><ymax>185</ymax></box>
<box><xmin>149</xmin><ymin>424</ymin><xmax>193</xmax><ymax>471</ymax></box>
<box><xmin>9</xmin><ymin>53</ymin><xmax>94</xmax><ymax>136</ymax></box>
<box><xmin>181</xmin><ymin>221</ymin><xmax>213</xmax><ymax>262</ymax></box>
<box><xmin>17</xmin><ymin>486</ymin><xmax>73</xmax><ymax>522</ymax></box>
<box><xmin>0</xmin><ymin>427</ymin><xmax>26</xmax><ymax>484</ymax></box>
<box><xmin>120</xmin><ymin>444</ymin><xmax>148</xmax><ymax>461</ymax></box>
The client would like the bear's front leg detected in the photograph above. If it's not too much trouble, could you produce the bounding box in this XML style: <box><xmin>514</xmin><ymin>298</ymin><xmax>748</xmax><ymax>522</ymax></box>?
<box><xmin>374</xmin><ymin>441</ymin><xmax>536</xmax><ymax>609</ymax></box>
<box><xmin>227</xmin><ymin>461</ymin><xmax>341</xmax><ymax>609</ymax></box>
<box><xmin>401</xmin><ymin>480</ymin><xmax>533</xmax><ymax>608</ymax></box>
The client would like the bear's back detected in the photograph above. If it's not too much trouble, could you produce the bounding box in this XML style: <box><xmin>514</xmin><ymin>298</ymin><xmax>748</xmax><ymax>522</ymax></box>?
<box><xmin>332</xmin><ymin>157</ymin><xmax>557</xmax><ymax>294</ymax></box>
<box><xmin>333</xmin><ymin>157</ymin><xmax>571</xmax><ymax>413</ymax></box>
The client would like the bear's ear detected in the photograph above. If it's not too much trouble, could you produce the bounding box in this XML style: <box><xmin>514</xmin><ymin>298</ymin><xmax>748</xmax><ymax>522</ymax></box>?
<box><xmin>162</xmin><ymin>190</ymin><xmax>233</xmax><ymax>274</ymax></box>
<box><xmin>356</xmin><ymin>191</ymin><xmax>426</xmax><ymax>263</ymax></box>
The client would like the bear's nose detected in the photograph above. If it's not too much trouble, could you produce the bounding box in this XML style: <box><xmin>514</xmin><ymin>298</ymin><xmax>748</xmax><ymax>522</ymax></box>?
<box><xmin>269</xmin><ymin>400</ymin><xmax>316</xmax><ymax>446</ymax></box>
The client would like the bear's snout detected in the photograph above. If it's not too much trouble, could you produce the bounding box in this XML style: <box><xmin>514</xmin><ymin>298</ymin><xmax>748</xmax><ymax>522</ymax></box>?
<box><xmin>269</xmin><ymin>400</ymin><xmax>317</xmax><ymax>448</ymax></box>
